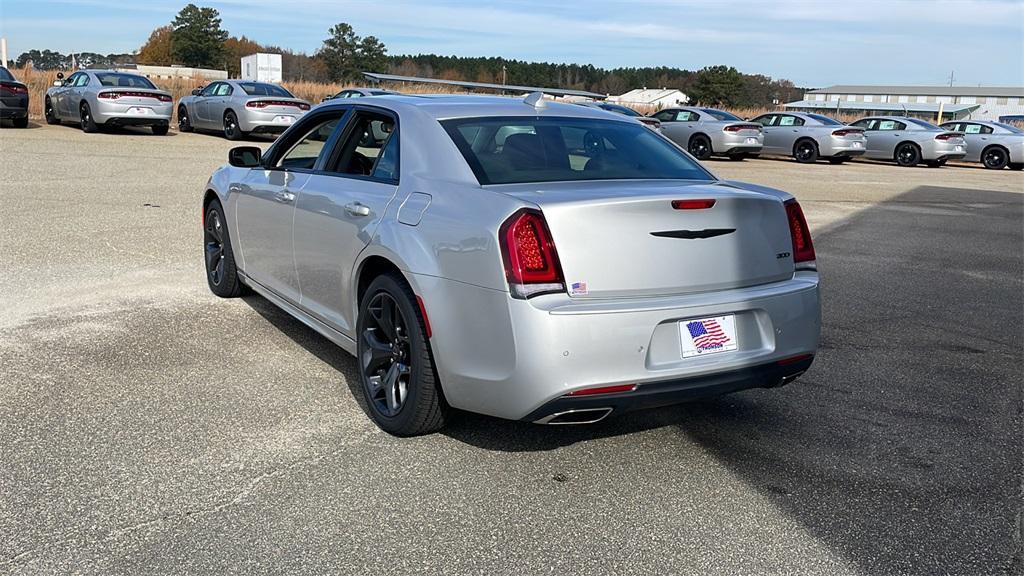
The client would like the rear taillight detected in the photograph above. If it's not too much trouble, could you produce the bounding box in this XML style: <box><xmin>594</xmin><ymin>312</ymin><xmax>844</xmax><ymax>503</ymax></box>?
<box><xmin>97</xmin><ymin>91</ymin><xmax>171</xmax><ymax>102</ymax></box>
<box><xmin>784</xmin><ymin>199</ymin><xmax>816</xmax><ymax>265</ymax></box>
<box><xmin>935</xmin><ymin>132</ymin><xmax>960</xmax><ymax>141</ymax></box>
<box><xmin>831</xmin><ymin>129</ymin><xmax>863</xmax><ymax>137</ymax></box>
<box><xmin>672</xmin><ymin>199</ymin><xmax>716</xmax><ymax>210</ymax></box>
<box><xmin>500</xmin><ymin>209</ymin><xmax>564</xmax><ymax>298</ymax></box>
<box><xmin>724</xmin><ymin>123</ymin><xmax>761</xmax><ymax>132</ymax></box>
<box><xmin>565</xmin><ymin>383</ymin><xmax>637</xmax><ymax>397</ymax></box>
<box><xmin>246</xmin><ymin>100</ymin><xmax>310</xmax><ymax>110</ymax></box>
<box><xmin>0</xmin><ymin>83</ymin><xmax>28</xmax><ymax>95</ymax></box>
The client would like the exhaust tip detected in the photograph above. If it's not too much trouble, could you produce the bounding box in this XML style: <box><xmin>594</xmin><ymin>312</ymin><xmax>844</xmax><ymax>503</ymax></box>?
<box><xmin>534</xmin><ymin>407</ymin><xmax>613</xmax><ymax>425</ymax></box>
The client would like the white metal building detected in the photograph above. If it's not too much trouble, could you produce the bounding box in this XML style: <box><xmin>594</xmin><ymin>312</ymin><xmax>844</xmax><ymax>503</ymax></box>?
<box><xmin>116</xmin><ymin>64</ymin><xmax>227</xmax><ymax>81</ymax></box>
<box><xmin>241</xmin><ymin>53</ymin><xmax>282</xmax><ymax>83</ymax></box>
<box><xmin>609</xmin><ymin>88</ymin><xmax>688</xmax><ymax>109</ymax></box>
<box><xmin>785</xmin><ymin>85</ymin><xmax>1024</xmax><ymax>121</ymax></box>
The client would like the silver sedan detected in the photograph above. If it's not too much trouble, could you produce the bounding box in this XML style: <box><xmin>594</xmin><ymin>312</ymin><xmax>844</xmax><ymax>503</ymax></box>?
<box><xmin>177</xmin><ymin>80</ymin><xmax>311</xmax><ymax>140</ymax></box>
<box><xmin>849</xmin><ymin>116</ymin><xmax>967</xmax><ymax>167</ymax></box>
<box><xmin>939</xmin><ymin>120</ymin><xmax>1024</xmax><ymax>170</ymax></box>
<box><xmin>200</xmin><ymin>94</ymin><xmax>821</xmax><ymax>435</ymax></box>
<box><xmin>44</xmin><ymin>70</ymin><xmax>173</xmax><ymax>134</ymax></box>
<box><xmin>322</xmin><ymin>87</ymin><xmax>398</xmax><ymax>102</ymax></box>
<box><xmin>751</xmin><ymin>112</ymin><xmax>867</xmax><ymax>164</ymax></box>
<box><xmin>651</xmin><ymin>106</ymin><xmax>763</xmax><ymax>160</ymax></box>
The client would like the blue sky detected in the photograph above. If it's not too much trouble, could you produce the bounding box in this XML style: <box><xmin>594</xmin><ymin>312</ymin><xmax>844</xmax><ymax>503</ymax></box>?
<box><xmin>1</xmin><ymin>0</ymin><xmax>1021</xmax><ymax>87</ymax></box>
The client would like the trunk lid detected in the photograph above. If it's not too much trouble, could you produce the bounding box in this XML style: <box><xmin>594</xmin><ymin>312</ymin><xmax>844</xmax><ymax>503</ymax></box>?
<box><xmin>492</xmin><ymin>180</ymin><xmax>795</xmax><ymax>298</ymax></box>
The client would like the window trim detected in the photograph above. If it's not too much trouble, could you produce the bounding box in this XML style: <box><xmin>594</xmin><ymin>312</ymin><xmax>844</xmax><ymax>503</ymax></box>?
<box><xmin>318</xmin><ymin>104</ymin><xmax>401</xmax><ymax>185</ymax></box>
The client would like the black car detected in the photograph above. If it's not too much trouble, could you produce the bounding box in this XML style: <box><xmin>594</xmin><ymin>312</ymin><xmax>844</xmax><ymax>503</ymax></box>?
<box><xmin>0</xmin><ymin>67</ymin><xmax>29</xmax><ymax>128</ymax></box>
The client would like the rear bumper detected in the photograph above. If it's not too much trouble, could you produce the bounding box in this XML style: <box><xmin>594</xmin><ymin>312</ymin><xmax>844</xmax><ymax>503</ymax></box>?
<box><xmin>414</xmin><ymin>271</ymin><xmax>821</xmax><ymax>421</ymax></box>
<box><xmin>712</xmin><ymin>131</ymin><xmax>763</xmax><ymax>155</ymax></box>
<box><xmin>94</xmin><ymin>100</ymin><xmax>172</xmax><ymax>126</ymax></box>
<box><xmin>822</xmin><ymin>138</ymin><xmax>867</xmax><ymax>158</ymax></box>
<box><xmin>926</xmin><ymin>141</ymin><xmax>967</xmax><ymax>161</ymax></box>
<box><xmin>238</xmin><ymin>109</ymin><xmax>307</xmax><ymax>132</ymax></box>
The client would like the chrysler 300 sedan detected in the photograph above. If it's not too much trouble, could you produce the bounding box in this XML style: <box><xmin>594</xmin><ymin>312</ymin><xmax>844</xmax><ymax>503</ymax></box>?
<box><xmin>45</xmin><ymin>70</ymin><xmax>173</xmax><ymax>134</ymax></box>
<box><xmin>201</xmin><ymin>94</ymin><xmax>821</xmax><ymax>435</ymax></box>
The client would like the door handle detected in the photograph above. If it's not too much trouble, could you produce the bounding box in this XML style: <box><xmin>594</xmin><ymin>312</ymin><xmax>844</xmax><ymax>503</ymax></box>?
<box><xmin>274</xmin><ymin>190</ymin><xmax>295</xmax><ymax>203</ymax></box>
<box><xmin>345</xmin><ymin>202</ymin><xmax>371</xmax><ymax>217</ymax></box>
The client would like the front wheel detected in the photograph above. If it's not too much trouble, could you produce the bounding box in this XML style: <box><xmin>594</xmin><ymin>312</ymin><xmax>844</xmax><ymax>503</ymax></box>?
<box><xmin>357</xmin><ymin>273</ymin><xmax>447</xmax><ymax>436</ymax></box>
<box><xmin>895</xmin><ymin>142</ymin><xmax>920</xmax><ymax>167</ymax></box>
<box><xmin>45</xmin><ymin>98</ymin><xmax>59</xmax><ymax>125</ymax></box>
<box><xmin>688</xmin><ymin>135</ymin><xmax>713</xmax><ymax>160</ymax></box>
<box><xmin>151</xmin><ymin>124</ymin><xmax>169</xmax><ymax>136</ymax></box>
<box><xmin>982</xmin><ymin>146</ymin><xmax>1009</xmax><ymax>170</ymax></box>
<box><xmin>80</xmin><ymin>102</ymin><xmax>98</xmax><ymax>133</ymax></box>
<box><xmin>793</xmin><ymin>140</ymin><xmax>819</xmax><ymax>164</ymax></box>
<box><xmin>223</xmin><ymin>110</ymin><xmax>245</xmax><ymax>141</ymax></box>
<box><xmin>12</xmin><ymin>116</ymin><xmax>28</xmax><ymax>128</ymax></box>
<box><xmin>178</xmin><ymin>105</ymin><xmax>193</xmax><ymax>132</ymax></box>
<box><xmin>204</xmin><ymin>201</ymin><xmax>246</xmax><ymax>298</ymax></box>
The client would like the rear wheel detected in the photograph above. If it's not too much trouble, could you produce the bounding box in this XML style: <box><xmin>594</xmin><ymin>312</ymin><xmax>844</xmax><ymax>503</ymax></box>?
<box><xmin>828</xmin><ymin>157</ymin><xmax>847</xmax><ymax>165</ymax></box>
<box><xmin>151</xmin><ymin>124</ymin><xmax>169</xmax><ymax>136</ymax></box>
<box><xmin>178</xmin><ymin>105</ymin><xmax>193</xmax><ymax>132</ymax></box>
<box><xmin>44</xmin><ymin>98</ymin><xmax>59</xmax><ymax>125</ymax></box>
<box><xmin>13</xmin><ymin>116</ymin><xmax>28</xmax><ymax>128</ymax></box>
<box><xmin>981</xmin><ymin>146</ymin><xmax>1009</xmax><ymax>170</ymax></box>
<box><xmin>204</xmin><ymin>200</ymin><xmax>245</xmax><ymax>298</ymax></box>
<box><xmin>727</xmin><ymin>152</ymin><xmax>748</xmax><ymax>161</ymax></box>
<box><xmin>223</xmin><ymin>110</ymin><xmax>245</xmax><ymax>141</ymax></box>
<box><xmin>926</xmin><ymin>159</ymin><xmax>946</xmax><ymax>168</ymax></box>
<box><xmin>688</xmin><ymin>134</ymin><xmax>713</xmax><ymax>160</ymax></box>
<box><xmin>80</xmin><ymin>102</ymin><xmax>98</xmax><ymax>133</ymax></box>
<box><xmin>1009</xmin><ymin>163</ymin><xmax>1023</xmax><ymax>171</ymax></box>
<box><xmin>895</xmin><ymin>142</ymin><xmax>920</xmax><ymax>167</ymax></box>
<box><xmin>357</xmin><ymin>273</ymin><xmax>447</xmax><ymax>436</ymax></box>
<box><xmin>793</xmin><ymin>139</ymin><xmax>819</xmax><ymax>164</ymax></box>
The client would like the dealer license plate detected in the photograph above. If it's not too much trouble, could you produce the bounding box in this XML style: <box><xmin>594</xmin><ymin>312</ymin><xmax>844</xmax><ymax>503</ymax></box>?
<box><xmin>274</xmin><ymin>115</ymin><xmax>295</xmax><ymax>124</ymax></box>
<box><xmin>126</xmin><ymin>107</ymin><xmax>153</xmax><ymax>115</ymax></box>
<box><xmin>745</xmin><ymin>137</ymin><xmax>759</xmax><ymax>145</ymax></box>
<box><xmin>680</xmin><ymin>315</ymin><xmax>739</xmax><ymax>358</ymax></box>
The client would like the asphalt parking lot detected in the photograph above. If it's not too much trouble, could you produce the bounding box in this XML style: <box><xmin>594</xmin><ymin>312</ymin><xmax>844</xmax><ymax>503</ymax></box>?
<box><xmin>1</xmin><ymin>123</ymin><xmax>1021</xmax><ymax>575</ymax></box>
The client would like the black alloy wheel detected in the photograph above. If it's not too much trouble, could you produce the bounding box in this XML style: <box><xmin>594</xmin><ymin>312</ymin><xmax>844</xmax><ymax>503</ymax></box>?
<box><xmin>361</xmin><ymin>291</ymin><xmax>412</xmax><ymax>419</ymax></box>
<box><xmin>688</xmin><ymin>135</ymin><xmax>712</xmax><ymax>160</ymax></box>
<box><xmin>80</xmin><ymin>102</ymin><xmax>98</xmax><ymax>133</ymax></box>
<box><xmin>45</xmin><ymin>98</ymin><xmax>59</xmax><ymax>125</ymax></box>
<box><xmin>982</xmin><ymin>147</ymin><xmax>1009</xmax><ymax>170</ymax></box>
<box><xmin>895</xmin><ymin>142</ymin><xmax>920</xmax><ymax>167</ymax></box>
<box><xmin>203</xmin><ymin>201</ymin><xmax>244</xmax><ymax>297</ymax></box>
<box><xmin>178</xmin><ymin>105</ymin><xmax>193</xmax><ymax>132</ymax></box>
<box><xmin>794</xmin><ymin>140</ymin><xmax>819</xmax><ymax>163</ymax></box>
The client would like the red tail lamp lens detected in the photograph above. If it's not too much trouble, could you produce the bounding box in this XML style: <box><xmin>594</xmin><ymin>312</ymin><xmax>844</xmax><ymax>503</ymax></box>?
<box><xmin>565</xmin><ymin>384</ymin><xmax>637</xmax><ymax>396</ymax></box>
<box><xmin>500</xmin><ymin>209</ymin><xmax>564</xmax><ymax>298</ymax></box>
<box><xmin>672</xmin><ymin>199</ymin><xmax>716</xmax><ymax>210</ymax></box>
<box><xmin>784</xmin><ymin>199</ymin><xmax>816</xmax><ymax>263</ymax></box>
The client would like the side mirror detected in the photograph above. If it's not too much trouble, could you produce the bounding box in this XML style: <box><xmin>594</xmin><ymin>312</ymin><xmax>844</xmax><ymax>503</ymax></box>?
<box><xmin>228</xmin><ymin>146</ymin><xmax>262</xmax><ymax>168</ymax></box>
<box><xmin>56</xmin><ymin>72</ymin><xmax>64</xmax><ymax>80</ymax></box>
<box><xmin>191</xmin><ymin>88</ymin><xmax>202</xmax><ymax>96</ymax></box>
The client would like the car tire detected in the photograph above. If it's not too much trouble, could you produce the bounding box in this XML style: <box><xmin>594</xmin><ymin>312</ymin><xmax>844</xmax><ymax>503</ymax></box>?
<box><xmin>80</xmin><ymin>102</ymin><xmax>98</xmax><ymax>133</ymax></box>
<box><xmin>44</xmin><ymin>98</ymin><xmax>60</xmax><ymax>125</ymax></box>
<box><xmin>1009</xmin><ymin>163</ymin><xmax>1023</xmax><ymax>171</ymax></box>
<box><xmin>178</xmin><ymin>105</ymin><xmax>193</xmax><ymax>132</ymax></box>
<box><xmin>925</xmin><ymin>159</ymin><xmax>946</xmax><ymax>168</ymax></box>
<box><xmin>223</xmin><ymin>110</ymin><xmax>245</xmax><ymax>141</ymax></box>
<box><xmin>828</xmin><ymin>157</ymin><xmax>847</xmax><ymax>165</ymax></box>
<box><xmin>746</xmin><ymin>153</ymin><xmax>760</xmax><ymax>159</ymax></box>
<box><xmin>151</xmin><ymin>124</ymin><xmax>169</xmax><ymax>136</ymax></box>
<box><xmin>357</xmin><ymin>273</ymin><xmax>447</xmax><ymax>436</ymax></box>
<box><xmin>894</xmin><ymin>142</ymin><xmax>920</xmax><ymax>167</ymax></box>
<box><xmin>688</xmin><ymin>134</ymin><xmax>713</xmax><ymax>160</ymax></box>
<box><xmin>727</xmin><ymin>153</ymin><xmax>748</xmax><ymax>161</ymax></box>
<box><xmin>13</xmin><ymin>116</ymin><xmax>28</xmax><ymax>128</ymax></box>
<box><xmin>793</xmin><ymin>139</ymin><xmax>819</xmax><ymax>164</ymax></box>
<box><xmin>203</xmin><ymin>200</ymin><xmax>246</xmax><ymax>298</ymax></box>
<box><xmin>981</xmin><ymin>146</ymin><xmax>1009</xmax><ymax>170</ymax></box>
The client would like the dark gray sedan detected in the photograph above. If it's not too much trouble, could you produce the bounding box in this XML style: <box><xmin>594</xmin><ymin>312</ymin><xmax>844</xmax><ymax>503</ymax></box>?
<box><xmin>177</xmin><ymin>80</ymin><xmax>311</xmax><ymax>140</ymax></box>
<box><xmin>0</xmin><ymin>67</ymin><xmax>29</xmax><ymax>128</ymax></box>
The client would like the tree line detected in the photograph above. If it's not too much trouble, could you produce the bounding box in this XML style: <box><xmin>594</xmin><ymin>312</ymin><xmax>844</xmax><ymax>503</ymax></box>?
<box><xmin>11</xmin><ymin>3</ymin><xmax>805</xmax><ymax>107</ymax></box>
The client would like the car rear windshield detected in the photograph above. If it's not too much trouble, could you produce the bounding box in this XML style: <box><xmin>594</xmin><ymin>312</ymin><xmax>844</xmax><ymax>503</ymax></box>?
<box><xmin>599</xmin><ymin>103</ymin><xmax>641</xmax><ymax>117</ymax></box>
<box><xmin>441</xmin><ymin>116</ymin><xmax>714</xmax><ymax>185</ymax></box>
<box><xmin>0</xmin><ymin>68</ymin><xmax>13</xmax><ymax>82</ymax></box>
<box><xmin>807</xmin><ymin>113</ymin><xmax>842</xmax><ymax>125</ymax></box>
<box><xmin>904</xmin><ymin>118</ymin><xmax>941</xmax><ymax>130</ymax></box>
<box><xmin>992</xmin><ymin>122</ymin><xmax>1024</xmax><ymax>134</ymax></box>
<box><xmin>239</xmin><ymin>82</ymin><xmax>293</xmax><ymax>97</ymax></box>
<box><xmin>701</xmin><ymin>108</ymin><xmax>741</xmax><ymax>121</ymax></box>
<box><xmin>96</xmin><ymin>73</ymin><xmax>156</xmax><ymax>89</ymax></box>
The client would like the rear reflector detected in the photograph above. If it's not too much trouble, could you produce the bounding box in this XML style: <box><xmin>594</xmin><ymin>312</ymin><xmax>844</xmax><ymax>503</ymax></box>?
<box><xmin>724</xmin><ymin>123</ymin><xmax>761</xmax><ymax>132</ymax></box>
<box><xmin>499</xmin><ymin>209</ymin><xmax>565</xmax><ymax>298</ymax></box>
<box><xmin>831</xmin><ymin>129</ymin><xmax>863</xmax><ymax>137</ymax></box>
<box><xmin>935</xmin><ymin>133</ymin><xmax>961</xmax><ymax>141</ymax></box>
<box><xmin>415</xmin><ymin>295</ymin><xmax>432</xmax><ymax>339</ymax></box>
<box><xmin>777</xmin><ymin>353</ymin><xmax>813</xmax><ymax>366</ymax></box>
<box><xmin>565</xmin><ymin>383</ymin><xmax>637</xmax><ymax>397</ymax></box>
<box><xmin>672</xmin><ymin>199</ymin><xmax>716</xmax><ymax>210</ymax></box>
<box><xmin>784</xmin><ymin>199</ymin><xmax>816</xmax><ymax>264</ymax></box>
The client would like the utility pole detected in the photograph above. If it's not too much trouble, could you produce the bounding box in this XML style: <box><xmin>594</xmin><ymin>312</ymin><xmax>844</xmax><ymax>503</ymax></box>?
<box><xmin>1</xmin><ymin>37</ymin><xmax>8</xmax><ymax>69</ymax></box>
<box><xmin>501</xmin><ymin>64</ymin><xmax>507</xmax><ymax>86</ymax></box>
<box><xmin>948</xmin><ymin>70</ymin><xmax>955</xmax><ymax>87</ymax></box>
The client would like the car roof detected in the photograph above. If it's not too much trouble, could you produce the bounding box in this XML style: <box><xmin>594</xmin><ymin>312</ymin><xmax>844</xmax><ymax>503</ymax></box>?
<box><xmin>318</xmin><ymin>94</ymin><xmax>630</xmax><ymax>121</ymax></box>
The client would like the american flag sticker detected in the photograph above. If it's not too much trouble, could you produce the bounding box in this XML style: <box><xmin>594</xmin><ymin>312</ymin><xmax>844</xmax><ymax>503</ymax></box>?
<box><xmin>680</xmin><ymin>315</ymin><xmax>738</xmax><ymax>358</ymax></box>
<box><xmin>569</xmin><ymin>281</ymin><xmax>588</xmax><ymax>296</ymax></box>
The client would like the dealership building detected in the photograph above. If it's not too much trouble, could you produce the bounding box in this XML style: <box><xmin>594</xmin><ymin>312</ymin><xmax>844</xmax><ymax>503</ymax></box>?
<box><xmin>784</xmin><ymin>85</ymin><xmax>1024</xmax><ymax>121</ymax></box>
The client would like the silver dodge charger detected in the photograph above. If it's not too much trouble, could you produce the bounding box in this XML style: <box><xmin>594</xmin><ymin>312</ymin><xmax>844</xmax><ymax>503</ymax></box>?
<box><xmin>651</xmin><ymin>106</ymin><xmax>764</xmax><ymax>160</ymax></box>
<box><xmin>177</xmin><ymin>80</ymin><xmax>311</xmax><ymax>140</ymax></box>
<box><xmin>44</xmin><ymin>70</ymin><xmax>173</xmax><ymax>134</ymax></box>
<box><xmin>850</xmin><ymin>116</ymin><xmax>967</xmax><ymax>167</ymax></box>
<box><xmin>939</xmin><ymin>120</ymin><xmax>1024</xmax><ymax>170</ymax></box>
<box><xmin>750</xmin><ymin>112</ymin><xmax>867</xmax><ymax>164</ymax></box>
<box><xmin>201</xmin><ymin>94</ymin><xmax>821</xmax><ymax>435</ymax></box>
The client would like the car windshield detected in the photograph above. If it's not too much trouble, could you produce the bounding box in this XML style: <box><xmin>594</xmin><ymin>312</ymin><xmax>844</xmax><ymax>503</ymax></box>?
<box><xmin>807</xmin><ymin>113</ymin><xmax>842</xmax><ymax>126</ymax></box>
<box><xmin>0</xmin><ymin>68</ymin><xmax>13</xmax><ymax>81</ymax></box>
<box><xmin>701</xmin><ymin>108</ymin><xmax>741</xmax><ymax>121</ymax></box>
<box><xmin>992</xmin><ymin>122</ymin><xmax>1024</xmax><ymax>134</ymax></box>
<box><xmin>441</xmin><ymin>116</ymin><xmax>714</xmax><ymax>185</ymax></box>
<box><xmin>904</xmin><ymin>118</ymin><xmax>942</xmax><ymax>130</ymax></box>
<box><xmin>599</xmin><ymin>104</ymin><xmax>641</xmax><ymax>117</ymax></box>
<box><xmin>239</xmin><ymin>82</ymin><xmax>293</xmax><ymax>97</ymax></box>
<box><xmin>95</xmin><ymin>73</ymin><xmax>156</xmax><ymax>89</ymax></box>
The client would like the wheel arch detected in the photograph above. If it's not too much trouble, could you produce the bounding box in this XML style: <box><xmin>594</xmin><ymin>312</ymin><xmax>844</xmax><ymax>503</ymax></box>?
<box><xmin>688</xmin><ymin>132</ymin><xmax>711</xmax><ymax>146</ymax></box>
<box><xmin>894</xmin><ymin>140</ymin><xmax>921</xmax><ymax>160</ymax></box>
<box><xmin>981</xmin><ymin>143</ymin><xmax>1010</xmax><ymax>158</ymax></box>
<box><xmin>792</xmin><ymin>136</ymin><xmax>818</xmax><ymax>154</ymax></box>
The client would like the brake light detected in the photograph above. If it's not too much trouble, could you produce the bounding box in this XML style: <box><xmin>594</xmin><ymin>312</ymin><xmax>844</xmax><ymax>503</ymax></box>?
<box><xmin>0</xmin><ymin>83</ymin><xmax>28</xmax><ymax>95</ymax></box>
<box><xmin>777</xmin><ymin>353</ymin><xmax>813</xmax><ymax>366</ymax></box>
<box><xmin>935</xmin><ymin>133</ymin><xmax>960</xmax><ymax>141</ymax></box>
<box><xmin>97</xmin><ymin>91</ymin><xmax>171</xmax><ymax>102</ymax></box>
<box><xmin>247</xmin><ymin>100</ymin><xmax>310</xmax><ymax>110</ymax></box>
<box><xmin>500</xmin><ymin>209</ymin><xmax>564</xmax><ymax>298</ymax></box>
<box><xmin>724</xmin><ymin>123</ymin><xmax>761</xmax><ymax>132</ymax></box>
<box><xmin>672</xmin><ymin>199</ymin><xmax>716</xmax><ymax>210</ymax></box>
<box><xmin>784</xmin><ymin>199</ymin><xmax>816</xmax><ymax>264</ymax></box>
<box><xmin>831</xmin><ymin>129</ymin><xmax>863</xmax><ymax>137</ymax></box>
<box><xmin>565</xmin><ymin>383</ymin><xmax>637</xmax><ymax>397</ymax></box>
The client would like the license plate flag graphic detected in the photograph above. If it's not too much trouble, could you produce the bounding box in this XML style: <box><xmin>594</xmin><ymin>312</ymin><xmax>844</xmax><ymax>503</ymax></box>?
<box><xmin>680</xmin><ymin>315</ymin><xmax>738</xmax><ymax>357</ymax></box>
